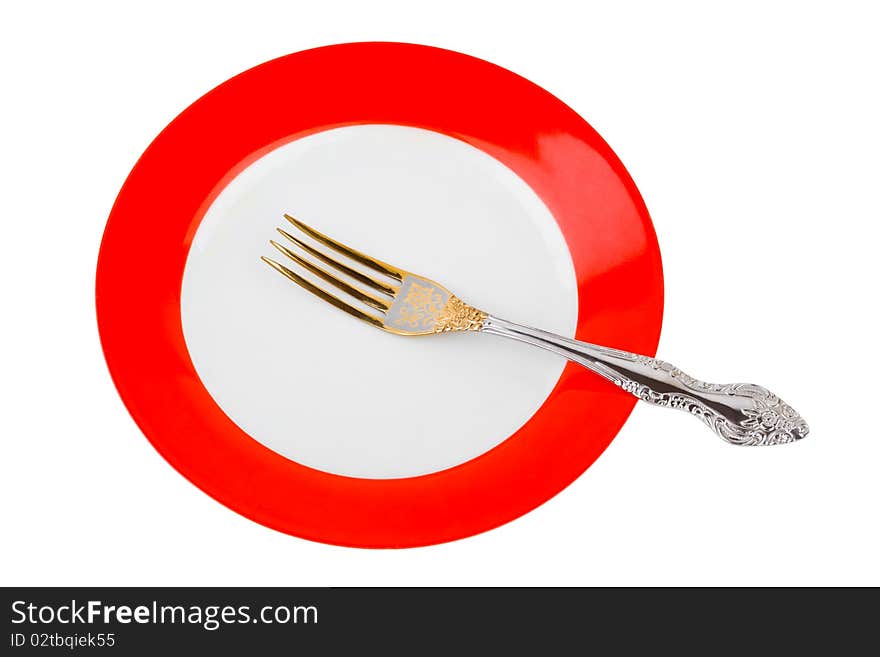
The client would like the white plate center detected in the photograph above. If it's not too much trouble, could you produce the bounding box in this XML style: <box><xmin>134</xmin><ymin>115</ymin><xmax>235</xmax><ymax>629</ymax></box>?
<box><xmin>181</xmin><ymin>125</ymin><xmax>577</xmax><ymax>479</ymax></box>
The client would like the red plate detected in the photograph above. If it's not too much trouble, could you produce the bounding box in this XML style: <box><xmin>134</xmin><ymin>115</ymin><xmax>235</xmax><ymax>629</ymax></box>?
<box><xmin>96</xmin><ymin>42</ymin><xmax>663</xmax><ymax>547</ymax></box>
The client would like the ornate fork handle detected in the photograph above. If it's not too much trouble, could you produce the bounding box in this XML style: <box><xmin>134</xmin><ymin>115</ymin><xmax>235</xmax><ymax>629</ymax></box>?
<box><xmin>482</xmin><ymin>317</ymin><xmax>808</xmax><ymax>446</ymax></box>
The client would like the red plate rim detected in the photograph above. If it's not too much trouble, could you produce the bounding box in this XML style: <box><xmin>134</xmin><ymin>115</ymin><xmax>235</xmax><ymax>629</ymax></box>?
<box><xmin>96</xmin><ymin>42</ymin><xmax>663</xmax><ymax>548</ymax></box>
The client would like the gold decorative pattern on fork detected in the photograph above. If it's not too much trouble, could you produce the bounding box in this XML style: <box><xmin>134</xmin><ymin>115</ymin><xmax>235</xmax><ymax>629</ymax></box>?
<box><xmin>433</xmin><ymin>296</ymin><xmax>487</xmax><ymax>333</ymax></box>
<box><xmin>261</xmin><ymin>214</ymin><xmax>486</xmax><ymax>336</ymax></box>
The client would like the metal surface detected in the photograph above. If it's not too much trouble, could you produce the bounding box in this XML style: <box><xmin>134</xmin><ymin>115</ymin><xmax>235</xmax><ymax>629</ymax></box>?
<box><xmin>263</xmin><ymin>214</ymin><xmax>486</xmax><ymax>336</ymax></box>
<box><xmin>483</xmin><ymin>317</ymin><xmax>809</xmax><ymax>445</ymax></box>
<box><xmin>263</xmin><ymin>214</ymin><xmax>808</xmax><ymax>445</ymax></box>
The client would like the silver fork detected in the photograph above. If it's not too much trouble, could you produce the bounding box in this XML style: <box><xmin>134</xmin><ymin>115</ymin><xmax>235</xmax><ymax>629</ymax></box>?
<box><xmin>263</xmin><ymin>214</ymin><xmax>808</xmax><ymax>446</ymax></box>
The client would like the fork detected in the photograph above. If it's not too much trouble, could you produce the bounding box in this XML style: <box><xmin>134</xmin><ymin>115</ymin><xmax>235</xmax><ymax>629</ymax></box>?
<box><xmin>262</xmin><ymin>214</ymin><xmax>808</xmax><ymax>446</ymax></box>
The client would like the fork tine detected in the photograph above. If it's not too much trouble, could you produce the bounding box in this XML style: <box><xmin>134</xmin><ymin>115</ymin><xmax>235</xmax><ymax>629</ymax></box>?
<box><xmin>275</xmin><ymin>227</ymin><xmax>397</xmax><ymax>297</ymax></box>
<box><xmin>269</xmin><ymin>241</ymin><xmax>391</xmax><ymax>312</ymax></box>
<box><xmin>283</xmin><ymin>214</ymin><xmax>404</xmax><ymax>281</ymax></box>
<box><xmin>261</xmin><ymin>257</ymin><xmax>384</xmax><ymax>328</ymax></box>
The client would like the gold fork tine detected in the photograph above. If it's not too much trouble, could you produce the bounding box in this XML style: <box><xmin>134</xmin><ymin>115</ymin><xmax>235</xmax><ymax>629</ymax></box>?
<box><xmin>283</xmin><ymin>214</ymin><xmax>404</xmax><ymax>281</ymax></box>
<box><xmin>269</xmin><ymin>241</ymin><xmax>391</xmax><ymax>312</ymax></box>
<box><xmin>275</xmin><ymin>227</ymin><xmax>397</xmax><ymax>297</ymax></box>
<box><xmin>261</xmin><ymin>257</ymin><xmax>384</xmax><ymax>328</ymax></box>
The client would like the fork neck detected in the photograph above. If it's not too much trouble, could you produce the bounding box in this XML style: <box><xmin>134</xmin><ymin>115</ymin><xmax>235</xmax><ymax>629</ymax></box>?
<box><xmin>481</xmin><ymin>316</ymin><xmax>627</xmax><ymax>385</ymax></box>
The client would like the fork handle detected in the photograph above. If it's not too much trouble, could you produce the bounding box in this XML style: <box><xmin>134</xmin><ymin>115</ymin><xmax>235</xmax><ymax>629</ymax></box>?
<box><xmin>481</xmin><ymin>316</ymin><xmax>808</xmax><ymax>445</ymax></box>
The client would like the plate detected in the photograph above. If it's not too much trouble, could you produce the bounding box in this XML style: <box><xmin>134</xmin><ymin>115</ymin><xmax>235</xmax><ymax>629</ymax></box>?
<box><xmin>96</xmin><ymin>42</ymin><xmax>663</xmax><ymax>547</ymax></box>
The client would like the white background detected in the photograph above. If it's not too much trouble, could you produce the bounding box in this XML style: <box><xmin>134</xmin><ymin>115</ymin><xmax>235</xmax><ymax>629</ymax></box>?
<box><xmin>2</xmin><ymin>1</ymin><xmax>878</xmax><ymax>586</ymax></box>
